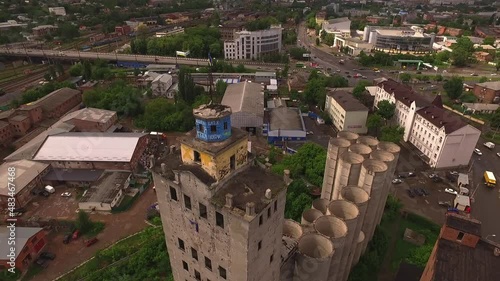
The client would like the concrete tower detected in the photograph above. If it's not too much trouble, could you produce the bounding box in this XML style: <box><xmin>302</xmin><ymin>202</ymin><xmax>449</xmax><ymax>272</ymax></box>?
<box><xmin>321</xmin><ymin>138</ymin><xmax>351</xmax><ymax>201</ymax></box>
<box><xmin>154</xmin><ymin>104</ymin><xmax>288</xmax><ymax>281</ymax></box>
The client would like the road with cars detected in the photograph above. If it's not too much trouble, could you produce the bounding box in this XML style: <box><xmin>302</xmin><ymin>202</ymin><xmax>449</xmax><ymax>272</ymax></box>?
<box><xmin>468</xmin><ymin>139</ymin><xmax>500</xmax><ymax>241</ymax></box>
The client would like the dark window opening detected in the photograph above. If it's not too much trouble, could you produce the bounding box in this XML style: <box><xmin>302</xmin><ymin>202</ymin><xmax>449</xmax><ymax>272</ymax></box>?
<box><xmin>267</xmin><ymin>207</ymin><xmax>271</xmax><ymax>218</ymax></box>
<box><xmin>178</xmin><ymin>238</ymin><xmax>185</xmax><ymax>251</ymax></box>
<box><xmin>182</xmin><ymin>260</ymin><xmax>188</xmax><ymax>271</ymax></box>
<box><xmin>169</xmin><ymin>186</ymin><xmax>178</xmax><ymax>201</ymax></box>
<box><xmin>259</xmin><ymin>215</ymin><xmax>263</xmax><ymax>225</ymax></box>
<box><xmin>224</xmin><ymin>122</ymin><xmax>228</xmax><ymax>130</ymax></box>
<box><xmin>210</xmin><ymin>125</ymin><xmax>217</xmax><ymax>133</ymax></box>
<box><xmin>270</xmin><ymin>254</ymin><xmax>274</xmax><ymax>263</ymax></box>
<box><xmin>198</xmin><ymin>124</ymin><xmax>204</xmax><ymax>132</ymax></box>
<box><xmin>457</xmin><ymin>232</ymin><xmax>465</xmax><ymax>241</ymax></box>
<box><xmin>184</xmin><ymin>195</ymin><xmax>192</xmax><ymax>210</ymax></box>
<box><xmin>199</xmin><ymin>203</ymin><xmax>207</xmax><ymax>219</ymax></box>
<box><xmin>274</xmin><ymin>200</ymin><xmax>277</xmax><ymax>212</ymax></box>
<box><xmin>230</xmin><ymin>155</ymin><xmax>236</xmax><ymax>170</ymax></box>
<box><xmin>191</xmin><ymin>248</ymin><xmax>198</xmax><ymax>260</ymax></box>
<box><xmin>216</xmin><ymin>212</ymin><xmax>224</xmax><ymax>228</ymax></box>
<box><xmin>219</xmin><ymin>266</ymin><xmax>227</xmax><ymax>279</ymax></box>
<box><xmin>205</xmin><ymin>257</ymin><xmax>212</xmax><ymax>270</ymax></box>
<box><xmin>194</xmin><ymin>151</ymin><xmax>201</xmax><ymax>162</ymax></box>
<box><xmin>258</xmin><ymin>240</ymin><xmax>262</xmax><ymax>250</ymax></box>
<box><xmin>194</xmin><ymin>270</ymin><xmax>201</xmax><ymax>280</ymax></box>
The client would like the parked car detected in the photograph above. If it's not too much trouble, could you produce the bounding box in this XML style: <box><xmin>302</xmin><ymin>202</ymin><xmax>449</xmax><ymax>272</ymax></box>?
<box><xmin>438</xmin><ymin>201</ymin><xmax>452</xmax><ymax>208</ymax></box>
<box><xmin>39</xmin><ymin>252</ymin><xmax>55</xmax><ymax>260</ymax></box>
<box><xmin>392</xmin><ymin>178</ymin><xmax>403</xmax><ymax>184</ymax></box>
<box><xmin>449</xmin><ymin>171</ymin><xmax>459</xmax><ymax>176</ymax></box>
<box><xmin>61</xmin><ymin>192</ymin><xmax>72</xmax><ymax>197</ymax></box>
<box><xmin>429</xmin><ymin>173</ymin><xmax>438</xmax><ymax>179</ymax></box>
<box><xmin>413</xmin><ymin>188</ymin><xmax>424</xmax><ymax>196</ymax></box>
<box><xmin>85</xmin><ymin>237</ymin><xmax>98</xmax><ymax>247</ymax></box>
<box><xmin>35</xmin><ymin>258</ymin><xmax>49</xmax><ymax>268</ymax></box>
<box><xmin>497</xmin><ymin>152</ymin><xmax>500</xmax><ymax>157</ymax></box>
<box><xmin>63</xmin><ymin>233</ymin><xmax>72</xmax><ymax>244</ymax></box>
<box><xmin>407</xmin><ymin>189</ymin><xmax>416</xmax><ymax>198</ymax></box>
<box><xmin>399</xmin><ymin>172</ymin><xmax>416</xmax><ymax>178</ymax></box>
<box><xmin>445</xmin><ymin>188</ymin><xmax>458</xmax><ymax>195</ymax></box>
<box><xmin>419</xmin><ymin>188</ymin><xmax>430</xmax><ymax>196</ymax></box>
<box><xmin>72</xmin><ymin>230</ymin><xmax>80</xmax><ymax>240</ymax></box>
<box><xmin>474</xmin><ymin>148</ymin><xmax>482</xmax><ymax>155</ymax></box>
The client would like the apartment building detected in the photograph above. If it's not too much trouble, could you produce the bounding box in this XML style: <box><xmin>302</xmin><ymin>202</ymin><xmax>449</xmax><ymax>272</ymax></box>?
<box><xmin>224</xmin><ymin>26</ymin><xmax>282</xmax><ymax>60</ymax></box>
<box><xmin>325</xmin><ymin>90</ymin><xmax>369</xmax><ymax>134</ymax></box>
<box><xmin>374</xmin><ymin>79</ymin><xmax>480</xmax><ymax>168</ymax></box>
<box><xmin>153</xmin><ymin>103</ymin><xmax>287</xmax><ymax>281</ymax></box>
<box><xmin>473</xmin><ymin>81</ymin><xmax>500</xmax><ymax>104</ymax></box>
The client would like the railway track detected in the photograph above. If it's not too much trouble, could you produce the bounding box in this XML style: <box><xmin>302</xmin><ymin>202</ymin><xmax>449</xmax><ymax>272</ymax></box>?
<box><xmin>0</xmin><ymin>69</ymin><xmax>47</xmax><ymax>93</ymax></box>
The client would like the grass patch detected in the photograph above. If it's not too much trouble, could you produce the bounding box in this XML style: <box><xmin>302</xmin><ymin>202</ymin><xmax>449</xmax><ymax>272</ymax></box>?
<box><xmin>84</xmin><ymin>221</ymin><xmax>105</xmax><ymax>238</ymax></box>
<box><xmin>483</xmin><ymin>131</ymin><xmax>500</xmax><ymax>144</ymax></box>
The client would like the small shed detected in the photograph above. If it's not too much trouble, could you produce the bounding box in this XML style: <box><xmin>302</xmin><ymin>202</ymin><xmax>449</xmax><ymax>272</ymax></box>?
<box><xmin>457</xmin><ymin>173</ymin><xmax>469</xmax><ymax>188</ymax></box>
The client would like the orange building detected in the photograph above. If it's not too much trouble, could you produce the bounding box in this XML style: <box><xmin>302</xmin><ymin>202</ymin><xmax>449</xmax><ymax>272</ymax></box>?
<box><xmin>0</xmin><ymin>227</ymin><xmax>47</xmax><ymax>272</ymax></box>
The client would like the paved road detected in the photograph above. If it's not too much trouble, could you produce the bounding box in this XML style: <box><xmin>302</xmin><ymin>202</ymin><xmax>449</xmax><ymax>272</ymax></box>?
<box><xmin>468</xmin><ymin>139</ymin><xmax>500</xmax><ymax>241</ymax></box>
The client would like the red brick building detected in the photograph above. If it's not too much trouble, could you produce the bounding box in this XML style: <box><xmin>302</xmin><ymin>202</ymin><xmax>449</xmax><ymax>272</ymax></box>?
<box><xmin>28</xmin><ymin>88</ymin><xmax>82</xmax><ymax>119</ymax></box>
<box><xmin>0</xmin><ymin>227</ymin><xmax>47</xmax><ymax>272</ymax></box>
<box><xmin>420</xmin><ymin>213</ymin><xmax>500</xmax><ymax>281</ymax></box>
<box><xmin>473</xmin><ymin>81</ymin><xmax>500</xmax><ymax>103</ymax></box>
<box><xmin>0</xmin><ymin>105</ymin><xmax>42</xmax><ymax>146</ymax></box>
<box><xmin>64</xmin><ymin>108</ymin><xmax>118</xmax><ymax>132</ymax></box>
<box><xmin>115</xmin><ymin>25</ymin><xmax>131</xmax><ymax>36</ymax></box>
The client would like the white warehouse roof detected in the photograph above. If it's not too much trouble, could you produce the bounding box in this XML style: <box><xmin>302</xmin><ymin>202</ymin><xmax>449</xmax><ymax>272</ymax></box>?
<box><xmin>33</xmin><ymin>132</ymin><xmax>147</xmax><ymax>162</ymax></box>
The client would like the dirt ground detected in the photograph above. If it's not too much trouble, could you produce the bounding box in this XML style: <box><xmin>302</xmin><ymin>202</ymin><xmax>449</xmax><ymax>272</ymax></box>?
<box><xmin>29</xmin><ymin>186</ymin><xmax>157</xmax><ymax>281</ymax></box>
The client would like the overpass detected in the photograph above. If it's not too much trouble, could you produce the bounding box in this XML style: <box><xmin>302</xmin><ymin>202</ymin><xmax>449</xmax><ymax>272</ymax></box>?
<box><xmin>0</xmin><ymin>47</ymin><xmax>286</xmax><ymax>68</ymax></box>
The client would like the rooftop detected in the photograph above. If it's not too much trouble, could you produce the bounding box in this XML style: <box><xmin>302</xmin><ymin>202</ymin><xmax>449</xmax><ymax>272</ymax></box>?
<box><xmin>463</xmin><ymin>103</ymin><xmax>499</xmax><ymax>112</ymax></box>
<box><xmin>192</xmin><ymin>103</ymin><xmax>232</xmax><ymax>120</ymax></box>
<box><xmin>0</xmin><ymin>227</ymin><xmax>43</xmax><ymax>258</ymax></box>
<box><xmin>326</xmin><ymin>17</ymin><xmax>350</xmax><ymax>24</ymax></box>
<box><xmin>0</xmin><ymin>109</ymin><xmax>15</xmax><ymax>120</ymax></box>
<box><xmin>33</xmin><ymin>132</ymin><xmax>147</xmax><ymax>162</ymax></box>
<box><xmin>27</xmin><ymin>87</ymin><xmax>81</xmax><ymax>112</ymax></box>
<box><xmin>0</xmin><ymin>120</ymin><xmax>9</xmax><ymax>129</ymax></box>
<box><xmin>80</xmin><ymin>171</ymin><xmax>131</xmax><ymax>203</ymax></box>
<box><xmin>152</xmin><ymin>74</ymin><xmax>172</xmax><ymax>83</ymax></box>
<box><xmin>178</xmin><ymin>128</ymin><xmax>248</xmax><ymax>156</ymax></box>
<box><xmin>9</xmin><ymin>114</ymin><xmax>29</xmax><ymax>122</ymax></box>
<box><xmin>221</xmin><ymin>81</ymin><xmax>264</xmax><ymax>117</ymax></box>
<box><xmin>328</xmin><ymin>90</ymin><xmax>369</xmax><ymax>111</ymax></box>
<box><xmin>378</xmin><ymin>78</ymin><xmax>429</xmax><ymax>108</ymax></box>
<box><xmin>446</xmin><ymin>213</ymin><xmax>481</xmax><ymax>236</ymax></box>
<box><xmin>68</xmin><ymin>107</ymin><xmax>116</xmax><ymax>124</ymax></box>
<box><xmin>0</xmin><ymin>160</ymin><xmax>49</xmax><ymax>196</ymax></box>
<box><xmin>476</xmin><ymin>81</ymin><xmax>500</xmax><ymax>91</ymax></box>
<box><xmin>269</xmin><ymin>107</ymin><xmax>304</xmax><ymax>131</ymax></box>
<box><xmin>212</xmin><ymin>165</ymin><xmax>285</xmax><ymax>214</ymax></box>
<box><xmin>417</xmin><ymin>104</ymin><xmax>467</xmax><ymax>134</ymax></box>
<box><xmin>43</xmin><ymin>169</ymin><xmax>104</xmax><ymax>182</ymax></box>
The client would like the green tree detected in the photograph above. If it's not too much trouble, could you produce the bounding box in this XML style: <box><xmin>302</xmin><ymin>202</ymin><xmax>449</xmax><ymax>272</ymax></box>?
<box><xmin>406</xmin><ymin>244</ymin><xmax>434</xmax><ymax>267</ymax></box>
<box><xmin>496</xmin><ymin>61</ymin><xmax>500</xmax><ymax>71</ymax></box>
<box><xmin>58</xmin><ymin>23</ymin><xmax>80</xmax><ymax>41</ymax></box>
<box><xmin>75</xmin><ymin>211</ymin><xmax>93</xmax><ymax>234</ymax></box>
<box><xmin>380</xmin><ymin>125</ymin><xmax>404</xmax><ymax>143</ymax></box>
<box><xmin>289</xmin><ymin>47</ymin><xmax>308</xmax><ymax>60</ymax></box>
<box><xmin>316</xmin><ymin>38</ymin><xmax>320</xmax><ymax>45</ymax></box>
<box><xmin>376</xmin><ymin>100</ymin><xmax>396</xmax><ymax>121</ymax></box>
<box><xmin>435</xmin><ymin>51</ymin><xmax>451</xmax><ymax>63</ymax></box>
<box><xmin>483</xmin><ymin>36</ymin><xmax>495</xmax><ymax>46</ymax></box>
<box><xmin>490</xmin><ymin>109</ymin><xmax>500</xmax><ymax>128</ymax></box>
<box><xmin>434</xmin><ymin>74</ymin><xmax>443</xmax><ymax>82</ymax></box>
<box><xmin>83</xmin><ymin>61</ymin><xmax>92</xmax><ymax>80</ymax></box>
<box><xmin>353</xmin><ymin>81</ymin><xmax>371</xmax><ymax>100</ymax></box>
<box><xmin>178</xmin><ymin>67</ymin><xmax>199</xmax><ymax>105</ymax></box>
<box><xmin>443</xmin><ymin>76</ymin><xmax>463</xmax><ymax>99</ymax></box>
<box><xmin>82</xmin><ymin>80</ymin><xmax>143</xmax><ymax>116</ymax></box>
<box><xmin>48</xmin><ymin>66</ymin><xmax>56</xmax><ymax>80</ymax></box>
<box><xmin>55</xmin><ymin>63</ymin><xmax>64</xmax><ymax>75</ymax></box>
<box><xmin>215</xmin><ymin>80</ymin><xmax>228</xmax><ymax>99</ymax></box>
<box><xmin>400</xmin><ymin>73</ymin><xmax>412</xmax><ymax>83</ymax></box>
<box><xmin>479</xmin><ymin>76</ymin><xmax>488</xmax><ymax>83</ymax></box>
<box><xmin>367</xmin><ymin>114</ymin><xmax>383</xmax><ymax>135</ymax></box>
<box><xmin>451</xmin><ymin>37</ymin><xmax>474</xmax><ymax>67</ymax></box>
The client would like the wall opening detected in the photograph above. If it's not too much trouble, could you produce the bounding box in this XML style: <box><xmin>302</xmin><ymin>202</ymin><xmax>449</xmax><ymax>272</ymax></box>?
<box><xmin>230</xmin><ymin>155</ymin><xmax>236</xmax><ymax>170</ymax></box>
<box><xmin>457</xmin><ymin>231</ymin><xmax>464</xmax><ymax>241</ymax></box>
<box><xmin>194</xmin><ymin>151</ymin><xmax>201</xmax><ymax>162</ymax></box>
<box><xmin>210</xmin><ymin>125</ymin><xmax>217</xmax><ymax>133</ymax></box>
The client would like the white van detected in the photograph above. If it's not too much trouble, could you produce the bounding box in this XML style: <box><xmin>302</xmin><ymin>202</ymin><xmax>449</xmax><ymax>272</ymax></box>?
<box><xmin>44</xmin><ymin>185</ymin><xmax>55</xmax><ymax>194</ymax></box>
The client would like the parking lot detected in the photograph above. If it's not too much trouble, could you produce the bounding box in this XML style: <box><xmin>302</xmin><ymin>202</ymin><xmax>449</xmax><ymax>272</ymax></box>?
<box><xmin>302</xmin><ymin>115</ymin><xmax>337</xmax><ymax>148</ymax></box>
<box><xmin>24</xmin><ymin>185</ymin><xmax>79</xmax><ymax>220</ymax></box>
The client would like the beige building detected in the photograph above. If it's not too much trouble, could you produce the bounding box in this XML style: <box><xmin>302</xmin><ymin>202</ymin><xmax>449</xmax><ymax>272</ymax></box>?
<box><xmin>154</xmin><ymin>104</ymin><xmax>287</xmax><ymax>281</ymax></box>
<box><xmin>325</xmin><ymin>91</ymin><xmax>369</xmax><ymax>134</ymax></box>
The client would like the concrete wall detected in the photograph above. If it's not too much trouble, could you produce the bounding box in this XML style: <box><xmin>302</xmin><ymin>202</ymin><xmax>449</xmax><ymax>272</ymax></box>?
<box><xmin>180</xmin><ymin>137</ymin><xmax>248</xmax><ymax>181</ymax></box>
<box><xmin>314</xmin><ymin>215</ymin><xmax>348</xmax><ymax>281</ymax></box>
<box><xmin>321</xmin><ymin>137</ymin><xmax>351</xmax><ymax>201</ymax></box>
<box><xmin>293</xmin><ymin>233</ymin><xmax>334</xmax><ymax>281</ymax></box>
<box><xmin>343</xmin><ymin>110</ymin><xmax>369</xmax><ymax>134</ymax></box>
<box><xmin>69</xmin><ymin>113</ymin><xmax>118</xmax><ymax>132</ymax></box>
<box><xmin>436</xmin><ymin>125</ymin><xmax>481</xmax><ymax>169</ymax></box>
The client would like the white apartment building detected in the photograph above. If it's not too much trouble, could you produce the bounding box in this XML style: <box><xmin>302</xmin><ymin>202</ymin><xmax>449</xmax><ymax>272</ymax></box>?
<box><xmin>224</xmin><ymin>26</ymin><xmax>282</xmax><ymax>60</ymax></box>
<box><xmin>325</xmin><ymin>90</ymin><xmax>369</xmax><ymax>134</ymax></box>
<box><xmin>363</xmin><ymin>26</ymin><xmax>435</xmax><ymax>54</ymax></box>
<box><xmin>374</xmin><ymin>79</ymin><xmax>480</xmax><ymax>168</ymax></box>
<box><xmin>151</xmin><ymin>74</ymin><xmax>173</xmax><ymax>98</ymax></box>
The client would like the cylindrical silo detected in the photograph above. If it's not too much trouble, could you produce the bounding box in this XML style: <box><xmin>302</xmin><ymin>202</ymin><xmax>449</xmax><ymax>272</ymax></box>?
<box><xmin>332</xmin><ymin>152</ymin><xmax>364</xmax><ymax>200</ymax></box>
<box><xmin>312</xmin><ymin>198</ymin><xmax>330</xmax><ymax>215</ymax></box>
<box><xmin>321</xmin><ymin>137</ymin><xmax>351</xmax><ymax>201</ymax></box>
<box><xmin>314</xmin><ymin>216</ymin><xmax>348</xmax><ymax>281</ymax></box>
<box><xmin>353</xmin><ymin>231</ymin><xmax>365</xmax><ymax>267</ymax></box>
<box><xmin>284</xmin><ymin>219</ymin><xmax>304</xmax><ymax>240</ymax></box>
<box><xmin>340</xmin><ymin>186</ymin><xmax>370</xmax><ymax>281</ymax></box>
<box><xmin>293</xmin><ymin>233</ymin><xmax>335</xmax><ymax>281</ymax></box>
<box><xmin>348</xmin><ymin>143</ymin><xmax>372</xmax><ymax>159</ymax></box>
<box><xmin>301</xmin><ymin>209</ymin><xmax>323</xmax><ymax>226</ymax></box>
<box><xmin>328</xmin><ymin>200</ymin><xmax>360</xmax><ymax>281</ymax></box>
<box><xmin>370</xmin><ymin>150</ymin><xmax>396</xmax><ymax>228</ymax></box>
<box><xmin>357</xmin><ymin>136</ymin><xmax>379</xmax><ymax>150</ymax></box>
<box><xmin>337</xmin><ymin>131</ymin><xmax>359</xmax><ymax>144</ymax></box>
<box><xmin>377</xmin><ymin>142</ymin><xmax>401</xmax><ymax>224</ymax></box>
<box><xmin>358</xmin><ymin>159</ymin><xmax>388</xmax><ymax>251</ymax></box>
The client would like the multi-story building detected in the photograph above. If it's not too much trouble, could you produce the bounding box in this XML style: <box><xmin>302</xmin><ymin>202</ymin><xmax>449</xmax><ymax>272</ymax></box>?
<box><xmin>153</xmin><ymin>103</ymin><xmax>287</xmax><ymax>281</ymax></box>
<box><xmin>363</xmin><ymin>26</ymin><xmax>435</xmax><ymax>54</ymax></box>
<box><xmin>322</xmin><ymin>17</ymin><xmax>351</xmax><ymax>38</ymax></box>
<box><xmin>374</xmin><ymin>79</ymin><xmax>481</xmax><ymax>168</ymax></box>
<box><xmin>219</xmin><ymin>21</ymin><xmax>246</xmax><ymax>41</ymax></box>
<box><xmin>64</xmin><ymin>107</ymin><xmax>118</xmax><ymax>132</ymax></box>
<box><xmin>223</xmin><ymin>26</ymin><xmax>282</xmax><ymax>60</ymax></box>
<box><xmin>0</xmin><ymin>104</ymin><xmax>43</xmax><ymax>145</ymax></box>
<box><xmin>26</xmin><ymin>87</ymin><xmax>82</xmax><ymax>119</ymax></box>
<box><xmin>420</xmin><ymin>213</ymin><xmax>500</xmax><ymax>281</ymax></box>
<box><xmin>325</xmin><ymin>90</ymin><xmax>369</xmax><ymax>134</ymax></box>
<box><xmin>473</xmin><ymin>81</ymin><xmax>500</xmax><ymax>103</ymax></box>
<box><xmin>0</xmin><ymin>227</ymin><xmax>47</xmax><ymax>272</ymax></box>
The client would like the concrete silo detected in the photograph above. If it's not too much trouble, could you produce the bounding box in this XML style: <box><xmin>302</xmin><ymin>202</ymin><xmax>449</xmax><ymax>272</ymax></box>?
<box><xmin>357</xmin><ymin>159</ymin><xmax>388</xmax><ymax>251</ymax></box>
<box><xmin>302</xmin><ymin>208</ymin><xmax>324</xmax><ymax>226</ymax></box>
<box><xmin>340</xmin><ymin>186</ymin><xmax>370</xmax><ymax>281</ymax></box>
<box><xmin>327</xmin><ymin>200</ymin><xmax>360</xmax><ymax>281</ymax></box>
<box><xmin>312</xmin><ymin>198</ymin><xmax>331</xmax><ymax>215</ymax></box>
<box><xmin>314</xmin><ymin>216</ymin><xmax>348</xmax><ymax>281</ymax></box>
<box><xmin>321</xmin><ymin>138</ymin><xmax>351</xmax><ymax>201</ymax></box>
<box><xmin>369</xmin><ymin>149</ymin><xmax>396</xmax><ymax>227</ymax></box>
<box><xmin>337</xmin><ymin>131</ymin><xmax>359</xmax><ymax>144</ymax></box>
<box><xmin>293</xmin><ymin>233</ymin><xmax>335</xmax><ymax>281</ymax></box>
<box><xmin>348</xmin><ymin>143</ymin><xmax>372</xmax><ymax>159</ymax></box>
<box><xmin>282</xmin><ymin>220</ymin><xmax>303</xmax><ymax>281</ymax></box>
<box><xmin>353</xmin><ymin>231</ymin><xmax>365</xmax><ymax>266</ymax></box>
<box><xmin>376</xmin><ymin>142</ymin><xmax>401</xmax><ymax>225</ymax></box>
<box><xmin>357</xmin><ymin>136</ymin><xmax>380</xmax><ymax>150</ymax></box>
<box><xmin>332</xmin><ymin>152</ymin><xmax>365</xmax><ymax>200</ymax></box>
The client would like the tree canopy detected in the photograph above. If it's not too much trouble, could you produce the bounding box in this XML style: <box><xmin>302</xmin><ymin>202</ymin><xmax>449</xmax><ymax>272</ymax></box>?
<box><xmin>12</xmin><ymin>81</ymin><xmax>75</xmax><ymax>108</ymax></box>
<box><xmin>451</xmin><ymin>37</ymin><xmax>474</xmax><ymax>67</ymax></box>
<box><xmin>82</xmin><ymin>80</ymin><xmax>143</xmax><ymax>117</ymax></box>
<box><xmin>380</xmin><ymin>125</ymin><xmax>404</xmax><ymax>143</ymax></box>
<box><xmin>376</xmin><ymin>101</ymin><xmax>396</xmax><ymax>121</ymax></box>
<box><xmin>443</xmin><ymin>76</ymin><xmax>464</xmax><ymax>100</ymax></box>
<box><xmin>303</xmin><ymin>70</ymin><xmax>348</xmax><ymax>108</ymax></box>
<box><xmin>284</xmin><ymin>180</ymin><xmax>314</xmax><ymax>221</ymax></box>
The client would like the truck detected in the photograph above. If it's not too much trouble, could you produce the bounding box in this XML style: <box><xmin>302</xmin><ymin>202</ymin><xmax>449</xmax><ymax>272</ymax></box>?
<box><xmin>483</xmin><ymin>142</ymin><xmax>495</xmax><ymax>149</ymax></box>
<box><xmin>484</xmin><ymin>171</ymin><xmax>496</xmax><ymax>187</ymax></box>
<box><xmin>44</xmin><ymin>185</ymin><xmax>55</xmax><ymax>194</ymax></box>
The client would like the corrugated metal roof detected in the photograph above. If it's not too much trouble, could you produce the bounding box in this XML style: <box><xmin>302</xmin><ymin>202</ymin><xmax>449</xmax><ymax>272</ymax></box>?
<box><xmin>0</xmin><ymin>160</ymin><xmax>49</xmax><ymax>196</ymax></box>
<box><xmin>0</xmin><ymin>227</ymin><xmax>43</xmax><ymax>258</ymax></box>
<box><xmin>221</xmin><ymin>81</ymin><xmax>264</xmax><ymax>117</ymax></box>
